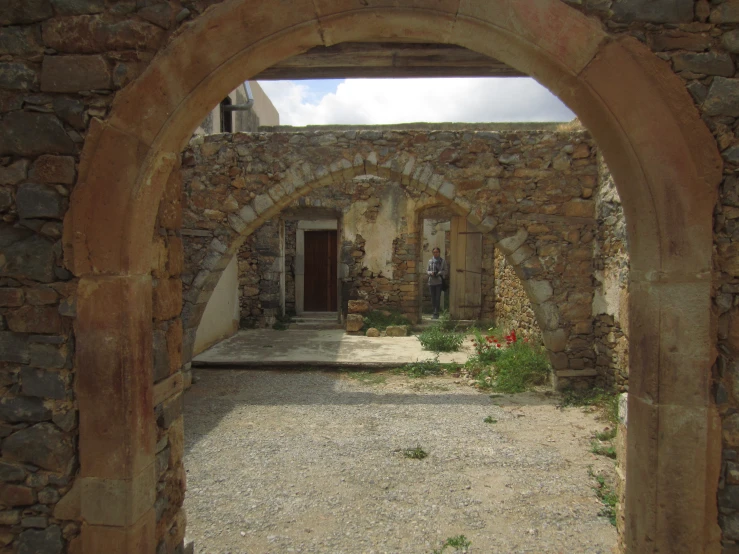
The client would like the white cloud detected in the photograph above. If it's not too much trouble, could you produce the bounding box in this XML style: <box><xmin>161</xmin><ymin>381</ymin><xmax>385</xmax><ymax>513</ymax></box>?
<box><xmin>258</xmin><ymin>78</ymin><xmax>575</xmax><ymax>126</ymax></box>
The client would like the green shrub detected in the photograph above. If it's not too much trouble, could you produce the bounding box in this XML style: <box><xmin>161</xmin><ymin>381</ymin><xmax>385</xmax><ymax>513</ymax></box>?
<box><xmin>362</xmin><ymin>310</ymin><xmax>410</xmax><ymax>331</ymax></box>
<box><xmin>418</xmin><ymin>325</ymin><xmax>464</xmax><ymax>352</ymax></box>
<box><xmin>492</xmin><ymin>339</ymin><xmax>550</xmax><ymax>393</ymax></box>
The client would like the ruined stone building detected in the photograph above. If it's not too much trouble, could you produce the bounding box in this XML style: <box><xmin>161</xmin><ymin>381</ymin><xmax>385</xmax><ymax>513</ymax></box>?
<box><xmin>0</xmin><ymin>0</ymin><xmax>736</xmax><ymax>552</ymax></box>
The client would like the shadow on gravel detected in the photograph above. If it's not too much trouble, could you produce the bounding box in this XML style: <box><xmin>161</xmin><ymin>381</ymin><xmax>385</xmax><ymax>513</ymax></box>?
<box><xmin>184</xmin><ymin>369</ymin><xmax>502</xmax><ymax>455</ymax></box>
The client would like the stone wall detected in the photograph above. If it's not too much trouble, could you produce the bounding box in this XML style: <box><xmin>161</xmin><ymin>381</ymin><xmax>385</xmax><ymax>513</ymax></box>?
<box><xmin>150</xmin><ymin>162</ymin><xmax>187</xmax><ymax>554</ymax></box>
<box><xmin>181</xmin><ymin>127</ymin><xmax>602</xmax><ymax>380</ymax></box>
<box><xmin>592</xmin><ymin>153</ymin><xmax>629</xmax><ymax>392</ymax></box>
<box><xmin>494</xmin><ymin>248</ymin><xmax>540</xmax><ymax>337</ymax></box>
<box><xmin>3</xmin><ymin>0</ymin><xmax>737</xmax><ymax>549</ymax></box>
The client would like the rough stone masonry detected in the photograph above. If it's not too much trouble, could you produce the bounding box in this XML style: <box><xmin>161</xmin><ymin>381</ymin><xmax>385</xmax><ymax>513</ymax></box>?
<box><xmin>1</xmin><ymin>0</ymin><xmax>739</xmax><ymax>552</ymax></box>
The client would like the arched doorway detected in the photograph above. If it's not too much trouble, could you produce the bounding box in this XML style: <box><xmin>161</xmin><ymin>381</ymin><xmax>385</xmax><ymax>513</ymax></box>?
<box><xmin>66</xmin><ymin>1</ymin><xmax>722</xmax><ymax>551</ymax></box>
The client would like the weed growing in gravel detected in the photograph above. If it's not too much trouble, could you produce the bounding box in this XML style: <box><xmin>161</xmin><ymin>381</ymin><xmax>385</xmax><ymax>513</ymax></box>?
<box><xmin>403</xmin><ymin>446</ymin><xmax>428</xmax><ymax>459</ymax></box>
<box><xmin>346</xmin><ymin>371</ymin><xmax>387</xmax><ymax>385</ymax></box>
<box><xmin>396</xmin><ymin>358</ymin><xmax>449</xmax><ymax>378</ymax></box>
<box><xmin>589</xmin><ymin>468</ymin><xmax>617</xmax><ymax>526</ymax></box>
<box><xmin>590</xmin><ymin>441</ymin><xmax>617</xmax><ymax>459</ymax></box>
<box><xmin>560</xmin><ymin>388</ymin><xmax>620</xmax><ymax>426</ymax></box>
<box><xmin>363</xmin><ymin>310</ymin><xmax>411</xmax><ymax>331</ymax></box>
<box><xmin>595</xmin><ymin>428</ymin><xmax>617</xmax><ymax>441</ymax></box>
<box><xmin>483</xmin><ymin>416</ymin><xmax>497</xmax><ymax>424</ymax></box>
<box><xmin>418</xmin><ymin>325</ymin><xmax>465</xmax><ymax>352</ymax></box>
<box><xmin>432</xmin><ymin>534</ymin><xmax>471</xmax><ymax>553</ymax></box>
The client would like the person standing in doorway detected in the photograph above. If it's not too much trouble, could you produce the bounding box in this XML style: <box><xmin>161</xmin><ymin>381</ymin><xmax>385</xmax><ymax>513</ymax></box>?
<box><xmin>427</xmin><ymin>247</ymin><xmax>448</xmax><ymax>319</ymax></box>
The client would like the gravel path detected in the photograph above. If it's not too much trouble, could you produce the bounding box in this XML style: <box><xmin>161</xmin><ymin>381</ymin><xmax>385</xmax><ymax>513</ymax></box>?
<box><xmin>183</xmin><ymin>369</ymin><xmax>617</xmax><ymax>554</ymax></box>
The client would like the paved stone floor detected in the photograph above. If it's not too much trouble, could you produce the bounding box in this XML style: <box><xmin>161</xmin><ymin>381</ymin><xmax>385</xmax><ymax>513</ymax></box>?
<box><xmin>193</xmin><ymin>329</ymin><xmax>474</xmax><ymax>368</ymax></box>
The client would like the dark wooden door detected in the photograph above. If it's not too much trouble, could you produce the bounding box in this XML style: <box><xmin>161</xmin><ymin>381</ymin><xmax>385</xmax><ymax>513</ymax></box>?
<box><xmin>304</xmin><ymin>230</ymin><xmax>337</xmax><ymax>312</ymax></box>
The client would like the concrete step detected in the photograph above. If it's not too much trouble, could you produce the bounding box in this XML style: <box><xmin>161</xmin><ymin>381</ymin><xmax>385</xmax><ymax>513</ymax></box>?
<box><xmin>290</xmin><ymin>312</ymin><xmax>342</xmax><ymax>330</ymax></box>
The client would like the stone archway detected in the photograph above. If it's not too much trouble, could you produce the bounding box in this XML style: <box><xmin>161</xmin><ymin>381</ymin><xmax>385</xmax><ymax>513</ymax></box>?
<box><xmin>63</xmin><ymin>1</ymin><xmax>722</xmax><ymax>552</ymax></box>
<box><xmin>181</xmin><ymin>129</ymin><xmax>585</xmax><ymax>377</ymax></box>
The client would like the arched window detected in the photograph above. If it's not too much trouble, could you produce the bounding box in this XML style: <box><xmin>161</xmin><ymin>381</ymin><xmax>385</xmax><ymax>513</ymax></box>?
<box><xmin>219</xmin><ymin>97</ymin><xmax>232</xmax><ymax>133</ymax></box>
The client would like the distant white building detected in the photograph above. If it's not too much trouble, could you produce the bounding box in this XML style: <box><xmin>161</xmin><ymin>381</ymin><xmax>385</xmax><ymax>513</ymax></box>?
<box><xmin>194</xmin><ymin>81</ymin><xmax>279</xmax><ymax>135</ymax></box>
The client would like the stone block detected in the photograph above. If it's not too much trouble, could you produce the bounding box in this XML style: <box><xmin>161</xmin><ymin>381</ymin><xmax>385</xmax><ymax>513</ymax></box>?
<box><xmin>0</xmin><ymin>510</ymin><xmax>20</xmax><ymax>525</ymax></box>
<box><xmin>41</xmin><ymin>54</ymin><xmax>111</xmax><ymax>92</ymax></box>
<box><xmin>0</xmin><ymin>396</ymin><xmax>51</xmax><ymax>423</ymax></box>
<box><xmin>0</xmin><ymin>484</ymin><xmax>35</xmax><ymax>506</ymax></box>
<box><xmin>0</xmin><ymin>112</ymin><xmax>75</xmax><ymax>157</ymax></box>
<box><xmin>0</xmin><ymin>288</ymin><xmax>24</xmax><ymax>307</ymax></box>
<box><xmin>711</xmin><ymin>2</ymin><xmax>739</xmax><ymax>23</ymax></box>
<box><xmin>345</xmin><ymin>314</ymin><xmax>363</xmax><ymax>332</ymax></box>
<box><xmin>6</xmin><ymin>305</ymin><xmax>62</xmax><ymax>334</ymax></box>
<box><xmin>166</xmin><ymin>319</ymin><xmax>182</xmax><ymax>375</ymax></box>
<box><xmin>16</xmin><ymin>183</ymin><xmax>68</xmax><ymax>220</ymax></box>
<box><xmin>41</xmin><ymin>15</ymin><xmax>164</xmax><ymax>54</ymax></box>
<box><xmin>542</xmin><ymin>329</ymin><xmax>568</xmax><ymax>353</ymax></box>
<box><xmin>3</xmin><ymin>423</ymin><xmax>73</xmax><ymax>472</ymax></box>
<box><xmin>0</xmin><ymin>62</ymin><xmax>38</xmax><ymax>91</ymax></box>
<box><xmin>0</xmin><ymin>159</ymin><xmax>29</xmax><ymax>185</ymax></box>
<box><xmin>564</xmin><ymin>199</ymin><xmax>595</xmax><ymax>218</ymax></box>
<box><xmin>30</xmin><ymin>155</ymin><xmax>76</xmax><ymax>185</ymax></box>
<box><xmin>385</xmin><ymin>325</ymin><xmax>408</xmax><ymax>337</ymax></box>
<box><xmin>612</xmin><ymin>0</ymin><xmax>693</xmax><ymax>23</ymax></box>
<box><xmin>152</xmin><ymin>330</ymin><xmax>169</xmax><ymax>383</ymax></box>
<box><xmin>51</xmin><ymin>0</ymin><xmax>104</xmax><ymax>14</ymax></box>
<box><xmin>153</xmin><ymin>279</ymin><xmax>182</xmax><ymax>321</ymax></box>
<box><xmin>704</xmin><ymin>77</ymin><xmax>739</xmax><ymax>117</ymax></box>
<box><xmin>0</xmin><ymin>462</ymin><xmax>26</xmax><ymax>483</ymax></box>
<box><xmin>20</xmin><ymin>368</ymin><xmax>67</xmax><ymax>399</ymax></box>
<box><xmin>0</xmin><ymin>332</ymin><xmax>30</xmax><ymax>364</ymax></box>
<box><xmin>26</xmin><ymin>287</ymin><xmax>58</xmax><ymax>305</ymax></box>
<box><xmin>17</xmin><ymin>525</ymin><xmax>63</xmax><ymax>554</ymax></box>
<box><xmin>673</xmin><ymin>52</ymin><xmax>734</xmax><ymax>77</ymax></box>
<box><xmin>348</xmin><ymin>300</ymin><xmax>369</xmax><ymax>314</ymax></box>
<box><xmin>366</xmin><ymin>328</ymin><xmax>380</xmax><ymax>337</ymax></box>
<box><xmin>156</xmin><ymin>394</ymin><xmax>182</xmax><ymax>429</ymax></box>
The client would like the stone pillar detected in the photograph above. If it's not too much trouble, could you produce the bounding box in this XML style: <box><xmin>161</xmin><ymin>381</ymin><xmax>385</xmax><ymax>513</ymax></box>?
<box><xmin>75</xmin><ymin>275</ymin><xmax>156</xmax><ymax>552</ymax></box>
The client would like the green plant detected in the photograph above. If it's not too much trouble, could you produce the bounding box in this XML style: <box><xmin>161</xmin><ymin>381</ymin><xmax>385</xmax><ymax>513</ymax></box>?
<box><xmin>560</xmin><ymin>388</ymin><xmax>620</xmax><ymax>426</ymax></box>
<box><xmin>590</xmin><ymin>441</ymin><xmax>617</xmax><ymax>459</ymax></box>
<box><xmin>595</xmin><ymin>427</ymin><xmax>617</xmax><ymax>441</ymax></box>
<box><xmin>491</xmin><ymin>339</ymin><xmax>550</xmax><ymax>393</ymax></box>
<box><xmin>589</xmin><ymin>468</ymin><xmax>617</xmax><ymax>526</ymax></box>
<box><xmin>346</xmin><ymin>371</ymin><xmax>387</xmax><ymax>385</ymax></box>
<box><xmin>418</xmin><ymin>325</ymin><xmax>464</xmax><ymax>352</ymax></box>
<box><xmin>432</xmin><ymin>534</ymin><xmax>471</xmax><ymax>553</ymax></box>
<box><xmin>362</xmin><ymin>310</ymin><xmax>411</xmax><ymax>331</ymax></box>
<box><xmin>403</xmin><ymin>446</ymin><xmax>428</xmax><ymax>459</ymax></box>
<box><xmin>397</xmin><ymin>358</ymin><xmax>448</xmax><ymax>378</ymax></box>
<box><xmin>470</xmin><ymin>328</ymin><xmax>502</xmax><ymax>363</ymax></box>
<box><xmin>483</xmin><ymin>416</ymin><xmax>497</xmax><ymax>424</ymax></box>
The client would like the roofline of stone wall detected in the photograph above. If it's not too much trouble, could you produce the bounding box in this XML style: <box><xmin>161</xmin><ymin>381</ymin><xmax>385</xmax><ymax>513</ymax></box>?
<box><xmin>257</xmin><ymin>120</ymin><xmax>584</xmax><ymax>133</ymax></box>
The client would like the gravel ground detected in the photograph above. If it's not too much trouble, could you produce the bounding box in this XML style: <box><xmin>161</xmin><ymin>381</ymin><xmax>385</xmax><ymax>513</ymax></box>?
<box><xmin>183</xmin><ymin>369</ymin><xmax>617</xmax><ymax>554</ymax></box>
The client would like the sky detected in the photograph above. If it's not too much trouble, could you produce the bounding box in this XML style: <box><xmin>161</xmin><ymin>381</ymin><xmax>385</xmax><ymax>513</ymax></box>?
<box><xmin>258</xmin><ymin>77</ymin><xmax>575</xmax><ymax>127</ymax></box>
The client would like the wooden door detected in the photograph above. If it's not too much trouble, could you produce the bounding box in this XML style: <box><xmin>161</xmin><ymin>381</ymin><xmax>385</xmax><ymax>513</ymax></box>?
<box><xmin>449</xmin><ymin>217</ymin><xmax>482</xmax><ymax>320</ymax></box>
<box><xmin>304</xmin><ymin>230</ymin><xmax>337</xmax><ymax>312</ymax></box>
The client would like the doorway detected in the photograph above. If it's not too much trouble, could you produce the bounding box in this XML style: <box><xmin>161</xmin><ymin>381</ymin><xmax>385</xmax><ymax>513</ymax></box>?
<box><xmin>449</xmin><ymin>216</ymin><xmax>482</xmax><ymax>320</ymax></box>
<box><xmin>304</xmin><ymin>230</ymin><xmax>338</xmax><ymax>312</ymax></box>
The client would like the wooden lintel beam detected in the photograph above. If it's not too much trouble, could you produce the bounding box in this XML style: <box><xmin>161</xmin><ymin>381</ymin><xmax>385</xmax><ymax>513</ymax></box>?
<box><xmin>253</xmin><ymin>43</ymin><xmax>525</xmax><ymax>80</ymax></box>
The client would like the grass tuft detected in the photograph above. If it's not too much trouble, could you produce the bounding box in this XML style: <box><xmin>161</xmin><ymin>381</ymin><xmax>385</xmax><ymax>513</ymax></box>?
<box><xmin>403</xmin><ymin>446</ymin><xmax>428</xmax><ymax>460</ymax></box>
